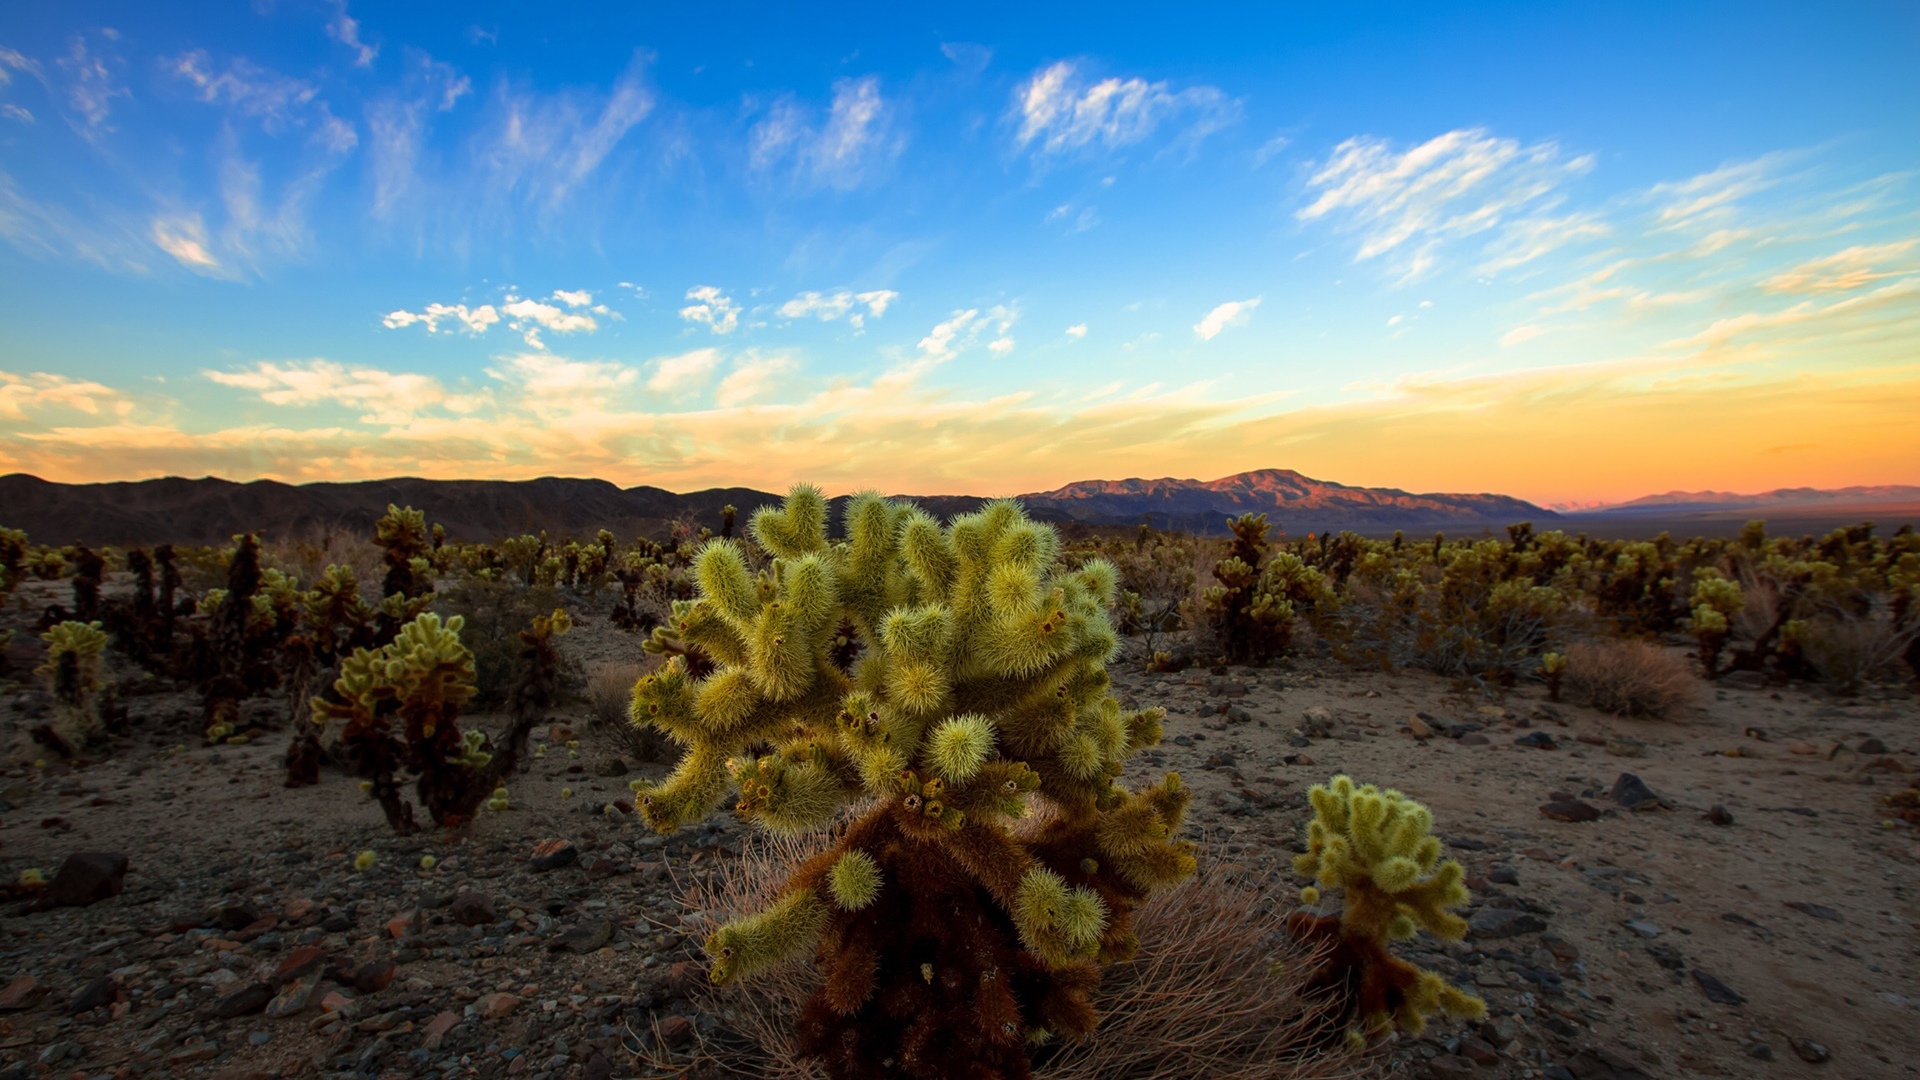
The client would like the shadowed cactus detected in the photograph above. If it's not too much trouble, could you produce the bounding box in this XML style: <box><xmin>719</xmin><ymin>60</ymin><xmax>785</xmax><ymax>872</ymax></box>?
<box><xmin>1288</xmin><ymin>775</ymin><xmax>1484</xmax><ymax>1043</ymax></box>
<box><xmin>626</xmin><ymin>485</ymin><xmax>1192</xmax><ymax>1079</ymax></box>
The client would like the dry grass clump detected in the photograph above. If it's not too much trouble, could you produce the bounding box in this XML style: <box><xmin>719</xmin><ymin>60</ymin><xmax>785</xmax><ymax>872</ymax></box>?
<box><xmin>1563</xmin><ymin>639</ymin><xmax>1697</xmax><ymax>719</ymax></box>
<box><xmin>584</xmin><ymin>660</ymin><xmax>675</xmax><ymax>763</ymax></box>
<box><xmin>1802</xmin><ymin>604</ymin><xmax>1918</xmax><ymax>695</ymax></box>
<box><xmin>644</xmin><ymin>822</ymin><xmax>1367</xmax><ymax>1080</ymax></box>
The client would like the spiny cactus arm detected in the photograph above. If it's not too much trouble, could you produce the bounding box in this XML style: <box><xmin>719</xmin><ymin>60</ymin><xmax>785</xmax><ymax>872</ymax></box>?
<box><xmin>706</xmin><ymin>887</ymin><xmax>831</xmax><ymax>985</ymax></box>
<box><xmin>923</xmin><ymin>714</ymin><xmax>995</xmax><ymax>783</ymax></box>
<box><xmin>729</xmin><ymin>748</ymin><xmax>857</xmax><ymax>834</ymax></box>
<box><xmin>1093</xmin><ymin>776</ymin><xmax>1197</xmax><ymax>889</ymax></box>
<box><xmin>634</xmin><ymin>741</ymin><xmax>736</xmax><ymax>833</ymax></box>
<box><xmin>751</xmin><ymin>483</ymin><xmax>830</xmax><ymax>558</ymax></box>
<box><xmin>1012</xmin><ymin>866</ymin><xmax>1110</xmax><ymax>967</ymax></box>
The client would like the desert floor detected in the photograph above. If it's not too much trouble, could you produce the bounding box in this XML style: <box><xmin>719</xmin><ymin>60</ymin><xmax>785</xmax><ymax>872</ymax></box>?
<box><xmin>1</xmin><ymin>600</ymin><xmax>1916</xmax><ymax>1080</ymax></box>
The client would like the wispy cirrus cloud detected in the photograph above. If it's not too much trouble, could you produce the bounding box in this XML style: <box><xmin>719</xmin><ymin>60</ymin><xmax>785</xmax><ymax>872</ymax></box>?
<box><xmin>1299</xmin><ymin>127</ymin><xmax>1595</xmax><ymax>281</ymax></box>
<box><xmin>1011</xmin><ymin>60</ymin><xmax>1237</xmax><ymax>161</ymax></box>
<box><xmin>646</xmin><ymin>347</ymin><xmax>723</xmax><ymax>395</ymax></box>
<box><xmin>326</xmin><ymin>2</ymin><xmax>379</xmax><ymax>68</ymax></box>
<box><xmin>0</xmin><ymin>370</ymin><xmax>127</xmax><ymax>420</ymax></box>
<box><xmin>204</xmin><ymin>359</ymin><xmax>484</xmax><ymax>422</ymax></box>
<box><xmin>749</xmin><ymin>76</ymin><xmax>901</xmax><ymax>191</ymax></box>
<box><xmin>1762</xmin><ymin>240</ymin><xmax>1918</xmax><ymax>294</ymax></box>
<box><xmin>56</xmin><ymin>33</ymin><xmax>128</xmax><ymax>132</ymax></box>
<box><xmin>716</xmin><ymin>352</ymin><xmax>797</xmax><ymax>407</ymax></box>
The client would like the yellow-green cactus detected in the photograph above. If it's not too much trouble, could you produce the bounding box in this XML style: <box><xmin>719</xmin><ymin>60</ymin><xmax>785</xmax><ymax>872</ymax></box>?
<box><xmin>624</xmin><ymin>486</ymin><xmax>1191</xmax><ymax>1078</ymax></box>
<box><xmin>37</xmin><ymin>620</ymin><xmax>108</xmax><ymax>753</ymax></box>
<box><xmin>1289</xmin><ymin>775</ymin><xmax>1484</xmax><ymax>1040</ymax></box>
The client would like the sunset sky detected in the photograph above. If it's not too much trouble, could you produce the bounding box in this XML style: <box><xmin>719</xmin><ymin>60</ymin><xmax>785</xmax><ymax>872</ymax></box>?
<box><xmin>2</xmin><ymin>1</ymin><xmax>1917</xmax><ymax>506</ymax></box>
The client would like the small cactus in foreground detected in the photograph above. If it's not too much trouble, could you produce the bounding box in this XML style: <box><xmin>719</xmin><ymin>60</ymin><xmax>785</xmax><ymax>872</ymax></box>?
<box><xmin>1289</xmin><ymin>775</ymin><xmax>1484</xmax><ymax>1041</ymax></box>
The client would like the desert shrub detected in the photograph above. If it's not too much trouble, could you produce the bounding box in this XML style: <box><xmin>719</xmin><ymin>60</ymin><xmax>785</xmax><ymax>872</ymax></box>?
<box><xmin>584</xmin><ymin>659</ymin><xmax>676</xmax><ymax>763</ymax></box>
<box><xmin>1801</xmin><ymin>602</ymin><xmax>1918</xmax><ymax>694</ymax></box>
<box><xmin>433</xmin><ymin>576</ymin><xmax>576</xmax><ymax>710</ymax></box>
<box><xmin>1563</xmin><ymin>639</ymin><xmax>1696</xmax><ymax>718</ymax></box>
<box><xmin>265</xmin><ymin>525</ymin><xmax>384</xmax><ymax>596</ymax></box>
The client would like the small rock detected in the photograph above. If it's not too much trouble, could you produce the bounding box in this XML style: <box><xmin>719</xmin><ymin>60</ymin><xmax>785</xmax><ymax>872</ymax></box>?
<box><xmin>1470</xmin><ymin>908</ymin><xmax>1547</xmax><ymax>939</ymax></box>
<box><xmin>1610</xmin><ymin>773</ymin><xmax>1661</xmax><ymax>810</ymax></box>
<box><xmin>654</xmin><ymin>1014</ymin><xmax>696</xmax><ymax>1047</ymax></box>
<box><xmin>1487</xmin><ymin>867</ymin><xmax>1519</xmax><ymax>885</ymax></box>
<box><xmin>1790</xmin><ymin>742</ymin><xmax>1820</xmax><ymax>755</ymax></box>
<box><xmin>1605</xmin><ymin>737</ymin><xmax>1646</xmax><ymax>758</ymax></box>
<box><xmin>68</xmin><ymin>975</ymin><xmax>118</xmax><ymax>1014</ymax></box>
<box><xmin>350</xmin><ymin>961</ymin><xmax>396</xmax><ymax>993</ymax></box>
<box><xmin>37</xmin><ymin>852</ymin><xmax>128</xmax><ymax>909</ymax></box>
<box><xmin>1624</xmin><ymin>919</ymin><xmax>1661</xmax><ymax>939</ymax></box>
<box><xmin>387</xmin><ymin>909</ymin><xmax>419</xmax><ymax>939</ymax></box>
<box><xmin>1543</xmin><ymin>934</ymin><xmax>1579</xmax><ymax>961</ymax></box>
<box><xmin>215</xmin><ymin>901</ymin><xmax>262</xmax><ymax>930</ymax></box>
<box><xmin>475</xmin><ymin>992</ymin><xmax>521</xmax><ymax>1019</ymax></box>
<box><xmin>1645</xmin><ymin>942</ymin><xmax>1686</xmax><ymax>971</ymax></box>
<box><xmin>1515</xmin><ymin>731</ymin><xmax>1556</xmax><ymax>750</ymax></box>
<box><xmin>1447</xmin><ymin>836</ymin><xmax>1491</xmax><ymax>851</ymax></box>
<box><xmin>423</xmin><ymin>1010</ymin><xmax>461</xmax><ymax>1049</ymax></box>
<box><xmin>0</xmin><ymin>976</ymin><xmax>39</xmax><ymax>1011</ymax></box>
<box><xmin>595</xmin><ymin>757</ymin><xmax>629</xmax><ymax>778</ymax></box>
<box><xmin>1458</xmin><ymin>1035</ymin><xmax>1500</xmax><ymax>1065</ymax></box>
<box><xmin>273</xmin><ymin>945</ymin><xmax>327</xmax><ymax>985</ymax></box>
<box><xmin>248</xmin><ymin>1030</ymin><xmax>271</xmax><ymax>1047</ymax></box>
<box><xmin>1747</xmin><ymin>1043</ymin><xmax>1775</xmax><ymax>1061</ymax></box>
<box><xmin>1692</xmin><ymin>968</ymin><xmax>1745</xmax><ymax>1005</ymax></box>
<box><xmin>213</xmin><ymin>981</ymin><xmax>274</xmax><ymax>1018</ymax></box>
<box><xmin>1784</xmin><ymin>901</ymin><xmax>1841</xmax><ymax>921</ymax></box>
<box><xmin>265</xmin><ymin>972</ymin><xmax>322</xmax><ymax>1018</ymax></box>
<box><xmin>450</xmin><ymin>890</ymin><xmax>497</xmax><ymax>926</ymax></box>
<box><xmin>1540</xmin><ymin>799</ymin><xmax>1601</xmax><ymax>823</ymax></box>
<box><xmin>1704</xmin><ymin>805</ymin><xmax>1734</xmax><ymax>826</ymax></box>
<box><xmin>1789</xmin><ymin>1036</ymin><xmax>1830</xmax><ymax>1063</ymax></box>
<box><xmin>530</xmin><ymin>838</ymin><xmax>578</xmax><ymax>872</ymax></box>
<box><xmin>550</xmin><ymin>918</ymin><xmax>616</xmax><ymax>954</ymax></box>
<box><xmin>667</xmin><ymin>960</ymin><xmax>705</xmax><ymax>996</ymax></box>
<box><xmin>1857</xmin><ymin>737</ymin><xmax>1887</xmax><ymax>755</ymax></box>
<box><xmin>1459</xmin><ymin>733</ymin><xmax>1491</xmax><ymax>746</ymax></box>
<box><xmin>1427</xmin><ymin>1053</ymin><xmax>1476</xmax><ymax>1079</ymax></box>
<box><xmin>1407</xmin><ymin>714</ymin><xmax>1432</xmax><ymax>737</ymax></box>
<box><xmin>1203</xmin><ymin>752</ymin><xmax>1237</xmax><ymax>769</ymax></box>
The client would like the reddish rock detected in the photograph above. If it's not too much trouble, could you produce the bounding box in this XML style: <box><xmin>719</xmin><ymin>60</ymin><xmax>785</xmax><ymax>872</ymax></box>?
<box><xmin>350</xmin><ymin>961</ymin><xmax>396</xmax><ymax>993</ymax></box>
<box><xmin>213</xmin><ymin>981</ymin><xmax>273</xmax><ymax>1018</ymax></box>
<box><xmin>474</xmin><ymin>992</ymin><xmax>521</xmax><ymax>1019</ymax></box>
<box><xmin>1539</xmin><ymin>799</ymin><xmax>1601</xmax><ymax>823</ymax></box>
<box><xmin>666</xmin><ymin>961</ymin><xmax>704</xmax><ymax>996</ymax></box>
<box><xmin>37</xmin><ymin>852</ymin><xmax>128</xmax><ymax>909</ymax></box>
<box><xmin>423</xmin><ymin>1010</ymin><xmax>461</xmax><ymax>1048</ymax></box>
<box><xmin>654</xmin><ymin>1014</ymin><xmax>696</xmax><ymax>1047</ymax></box>
<box><xmin>283</xmin><ymin>897</ymin><xmax>317</xmax><ymax>920</ymax></box>
<box><xmin>232</xmin><ymin>914</ymin><xmax>279</xmax><ymax>942</ymax></box>
<box><xmin>0</xmin><ymin>976</ymin><xmax>38</xmax><ymax>1011</ymax></box>
<box><xmin>529</xmin><ymin>838</ymin><xmax>577</xmax><ymax>872</ymax></box>
<box><xmin>1459</xmin><ymin>1035</ymin><xmax>1500</xmax><ymax>1065</ymax></box>
<box><xmin>387</xmin><ymin>909</ymin><xmax>418</xmax><ymax>939</ymax></box>
<box><xmin>319</xmin><ymin>991</ymin><xmax>355</xmax><ymax>1014</ymax></box>
<box><xmin>272</xmin><ymin>946</ymin><xmax>327</xmax><ymax>985</ymax></box>
<box><xmin>266</xmin><ymin>973</ymin><xmax>322</xmax><ymax>1019</ymax></box>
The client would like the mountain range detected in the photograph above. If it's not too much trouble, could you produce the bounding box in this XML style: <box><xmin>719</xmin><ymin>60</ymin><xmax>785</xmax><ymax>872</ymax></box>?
<box><xmin>0</xmin><ymin>469</ymin><xmax>1554</xmax><ymax>547</ymax></box>
<box><xmin>2</xmin><ymin>470</ymin><xmax>1912</xmax><ymax>548</ymax></box>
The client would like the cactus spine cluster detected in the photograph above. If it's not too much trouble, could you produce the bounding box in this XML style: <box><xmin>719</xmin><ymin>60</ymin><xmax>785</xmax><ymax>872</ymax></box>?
<box><xmin>626</xmin><ymin>486</ymin><xmax>1191</xmax><ymax>1079</ymax></box>
<box><xmin>37</xmin><ymin>621</ymin><xmax>109</xmax><ymax>753</ymax></box>
<box><xmin>1289</xmin><ymin>775</ymin><xmax>1484</xmax><ymax>1042</ymax></box>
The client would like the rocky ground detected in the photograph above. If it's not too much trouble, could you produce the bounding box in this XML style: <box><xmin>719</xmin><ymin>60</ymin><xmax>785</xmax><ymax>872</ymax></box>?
<box><xmin>0</xmin><ymin>604</ymin><xmax>1916</xmax><ymax>1080</ymax></box>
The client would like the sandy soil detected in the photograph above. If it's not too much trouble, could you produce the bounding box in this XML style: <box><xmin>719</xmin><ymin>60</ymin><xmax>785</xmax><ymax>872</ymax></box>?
<box><xmin>1</xmin><ymin>591</ymin><xmax>1916</xmax><ymax>1080</ymax></box>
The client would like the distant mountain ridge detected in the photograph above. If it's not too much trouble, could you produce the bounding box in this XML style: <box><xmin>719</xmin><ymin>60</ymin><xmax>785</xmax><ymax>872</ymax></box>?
<box><xmin>0</xmin><ymin>469</ymin><xmax>1557</xmax><ymax>547</ymax></box>
<box><xmin>1592</xmin><ymin>484</ymin><xmax>1920</xmax><ymax>516</ymax></box>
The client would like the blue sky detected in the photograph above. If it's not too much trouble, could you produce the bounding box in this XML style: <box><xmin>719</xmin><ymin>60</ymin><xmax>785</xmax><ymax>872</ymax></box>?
<box><xmin>3</xmin><ymin>1</ymin><xmax>1918</xmax><ymax>503</ymax></box>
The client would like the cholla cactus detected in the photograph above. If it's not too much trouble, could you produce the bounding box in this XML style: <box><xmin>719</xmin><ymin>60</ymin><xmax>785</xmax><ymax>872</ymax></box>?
<box><xmin>628</xmin><ymin>486</ymin><xmax>1190</xmax><ymax>1078</ymax></box>
<box><xmin>37</xmin><ymin>621</ymin><xmax>109</xmax><ymax>754</ymax></box>
<box><xmin>1689</xmin><ymin>569</ymin><xmax>1743</xmax><ymax>678</ymax></box>
<box><xmin>1289</xmin><ymin>775</ymin><xmax>1484</xmax><ymax>1042</ymax></box>
<box><xmin>1540</xmin><ymin>651</ymin><xmax>1567</xmax><ymax>701</ymax></box>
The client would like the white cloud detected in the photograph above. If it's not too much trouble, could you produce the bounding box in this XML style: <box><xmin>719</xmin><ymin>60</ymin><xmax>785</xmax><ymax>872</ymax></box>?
<box><xmin>0</xmin><ymin>104</ymin><xmax>28</xmax><ymax>123</ymax></box>
<box><xmin>56</xmin><ymin>35</ymin><xmax>127</xmax><ymax>131</ymax></box>
<box><xmin>150</xmin><ymin>214</ymin><xmax>223</xmax><ymax>274</ymax></box>
<box><xmin>382</xmin><ymin>302</ymin><xmax>499</xmax><ymax>334</ymax></box>
<box><xmin>0</xmin><ymin>370</ymin><xmax>125</xmax><ymax>420</ymax></box>
<box><xmin>749</xmin><ymin>76</ymin><xmax>900</xmax><ymax>190</ymax></box>
<box><xmin>327</xmin><ymin>2</ymin><xmax>379</xmax><ymax>68</ymax></box>
<box><xmin>1012</xmin><ymin>60</ymin><xmax>1236</xmax><ymax>159</ymax></box>
<box><xmin>1479</xmin><ymin>212</ymin><xmax>1609</xmax><ymax>274</ymax></box>
<box><xmin>1299</xmin><ymin>127</ymin><xmax>1593</xmax><ymax>280</ymax></box>
<box><xmin>1193</xmin><ymin>297</ymin><xmax>1259</xmax><ymax>341</ymax></box>
<box><xmin>647</xmin><ymin>348</ymin><xmax>723</xmax><ymax>394</ymax></box>
<box><xmin>988</xmin><ymin>337</ymin><xmax>1015</xmax><ymax>356</ymax></box>
<box><xmin>918</xmin><ymin>310</ymin><xmax>980</xmax><ymax>364</ymax></box>
<box><xmin>777</xmin><ymin>288</ymin><xmax>898</xmax><ymax>327</ymax></box>
<box><xmin>680</xmin><ymin>285</ymin><xmax>739</xmax><ymax>334</ymax></box>
<box><xmin>551</xmin><ymin>288</ymin><xmax>593</xmax><ymax>307</ymax></box>
<box><xmin>1761</xmin><ymin>240</ymin><xmax>1917</xmax><ymax>294</ymax></box>
<box><xmin>1499</xmin><ymin>324</ymin><xmax>1548</xmax><ymax>347</ymax></box>
<box><xmin>1649</xmin><ymin>155</ymin><xmax>1785</xmax><ymax>230</ymax></box>
<box><xmin>716</xmin><ymin>353</ymin><xmax>796</xmax><ymax>407</ymax></box>
<box><xmin>1065</xmin><ymin>323</ymin><xmax>1087</xmax><ymax>340</ymax></box>
<box><xmin>501</xmin><ymin>295</ymin><xmax>598</xmax><ymax>347</ymax></box>
<box><xmin>204</xmin><ymin>359</ymin><xmax>470</xmax><ymax>422</ymax></box>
